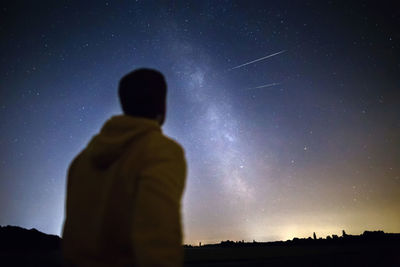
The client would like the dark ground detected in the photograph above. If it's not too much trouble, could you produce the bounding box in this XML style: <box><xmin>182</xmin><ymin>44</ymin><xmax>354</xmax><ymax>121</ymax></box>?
<box><xmin>1</xmin><ymin>244</ymin><xmax>399</xmax><ymax>266</ymax></box>
<box><xmin>184</xmin><ymin>244</ymin><xmax>399</xmax><ymax>266</ymax></box>
<box><xmin>1</xmin><ymin>226</ymin><xmax>399</xmax><ymax>266</ymax></box>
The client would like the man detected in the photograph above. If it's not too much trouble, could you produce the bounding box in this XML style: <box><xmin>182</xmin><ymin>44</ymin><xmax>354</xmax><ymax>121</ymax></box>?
<box><xmin>62</xmin><ymin>69</ymin><xmax>187</xmax><ymax>266</ymax></box>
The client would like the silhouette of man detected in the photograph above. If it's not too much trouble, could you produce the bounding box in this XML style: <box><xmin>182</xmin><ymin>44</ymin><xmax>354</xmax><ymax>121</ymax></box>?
<box><xmin>62</xmin><ymin>69</ymin><xmax>187</xmax><ymax>266</ymax></box>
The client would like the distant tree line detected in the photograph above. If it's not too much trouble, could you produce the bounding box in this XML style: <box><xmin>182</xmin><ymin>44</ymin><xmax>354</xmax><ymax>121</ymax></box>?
<box><xmin>184</xmin><ymin>230</ymin><xmax>400</xmax><ymax>248</ymax></box>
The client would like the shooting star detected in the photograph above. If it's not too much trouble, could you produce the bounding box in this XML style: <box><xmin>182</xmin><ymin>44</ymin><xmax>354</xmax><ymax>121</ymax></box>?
<box><xmin>230</xmin><ymin>50</ymin><xmax>286</xmax><ymax>70</ymax></box>
<box><xmin>246</xmin><ymin>82</ymin><xmax>281</xmax><ymax>90</ymax></box>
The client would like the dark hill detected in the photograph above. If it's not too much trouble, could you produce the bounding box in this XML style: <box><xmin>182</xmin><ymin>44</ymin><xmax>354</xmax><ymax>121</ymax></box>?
<box><xmin>0</xmin><ymin>225</ymin><xmax>60</xmax><ymax>251</ymax></box>
<box><xmin>0</xmin><ymin>225</ymin><xmax>62</xmax><ymax>266</ymax></box>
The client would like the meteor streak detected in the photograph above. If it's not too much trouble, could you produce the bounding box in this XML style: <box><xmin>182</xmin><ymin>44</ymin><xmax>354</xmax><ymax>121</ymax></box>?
<box><xmin>246</xmin><ymin>82</ymin><xmax>281</xmax><ymax>90</ymax></box>
<box><xmin>230</xmin><ymin>50</ymin><xmax>286</xmax><ymax>70</ymax></box>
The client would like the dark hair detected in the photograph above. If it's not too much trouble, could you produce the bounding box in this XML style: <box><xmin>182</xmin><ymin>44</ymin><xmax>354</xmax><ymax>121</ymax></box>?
<box><xmin>118</xmin><ymin>68</ymin><xmax>167</xmax><ymax>122</ymax></box>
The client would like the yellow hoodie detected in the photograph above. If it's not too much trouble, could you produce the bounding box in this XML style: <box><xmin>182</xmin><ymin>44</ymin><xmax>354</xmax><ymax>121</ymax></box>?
<box><xmin>62</xmin><ymin>115</ymin><xmax>186</xmax><ymax>267</ymax></box>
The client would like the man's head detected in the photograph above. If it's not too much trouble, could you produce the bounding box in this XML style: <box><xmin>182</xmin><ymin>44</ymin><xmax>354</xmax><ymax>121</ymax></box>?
<box><xmin>118</xmin><ymin>68</ymin><xmax>167</xmax><ymax>125</ymax></box>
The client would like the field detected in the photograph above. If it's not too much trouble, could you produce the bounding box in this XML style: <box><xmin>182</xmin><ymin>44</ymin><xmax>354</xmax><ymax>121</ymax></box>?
<box><xmin>0</xmin><ymin>244</ymin><xmax>398</xmax><ymax>266</ymax></box>
<box><xmin>184</xmin><ymin>244</ymin><xmax>399</xmax><ymax>266</ymax></box>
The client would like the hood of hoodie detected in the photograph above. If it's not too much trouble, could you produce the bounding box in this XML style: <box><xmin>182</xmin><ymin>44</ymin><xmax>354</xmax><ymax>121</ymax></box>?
<box><xmin>85</xmin><ymin>115</ymin><xmax>161</xmax><ymax>169</ymax></box>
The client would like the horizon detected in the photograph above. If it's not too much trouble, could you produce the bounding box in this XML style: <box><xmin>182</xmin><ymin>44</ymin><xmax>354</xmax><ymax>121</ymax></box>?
<box><xmin>2</xmin><ymin>224</ymin><xmax>397</xmax><ymax>247</ymax></box>
<box><xmin>1</xmin><ymin>1</ymin><xmax>399</xmax><ymax>245</ymax></box>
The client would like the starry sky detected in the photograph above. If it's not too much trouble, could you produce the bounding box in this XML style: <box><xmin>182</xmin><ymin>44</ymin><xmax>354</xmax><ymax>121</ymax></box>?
<box><xmin>1</xmin><ymin>1</ymin><xmax>399</xmax><ymax>245</ymax></box>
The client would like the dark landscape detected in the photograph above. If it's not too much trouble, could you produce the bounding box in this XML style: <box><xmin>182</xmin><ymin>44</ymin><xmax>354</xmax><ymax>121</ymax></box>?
<box><xmin>1</xmin><ymin>225</ymin><xmax>399</xmax><ymax>266</ymax></box>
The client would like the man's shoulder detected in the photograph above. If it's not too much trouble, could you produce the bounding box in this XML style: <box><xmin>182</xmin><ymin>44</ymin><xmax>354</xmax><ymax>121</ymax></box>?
<box><xmin>144</xmin><ymin>131</ymin><xmax>185</xmax><ymax>156</ymax></box>
<box><xmin>138</xmin><ymin>132</ymin><xmax>186</xmax><ymax>179</ymax></box>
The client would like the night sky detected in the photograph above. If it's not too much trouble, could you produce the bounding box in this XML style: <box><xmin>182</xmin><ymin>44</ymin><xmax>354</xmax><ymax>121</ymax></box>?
<box><xmin>1</xmin><ymin>1</ymin><xmax>399</xmax><ymax>245</ymax></box>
